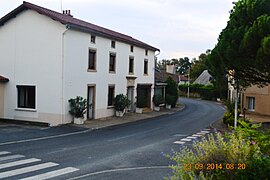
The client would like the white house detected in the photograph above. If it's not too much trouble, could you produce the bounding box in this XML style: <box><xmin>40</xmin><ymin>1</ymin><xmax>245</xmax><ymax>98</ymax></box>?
<box><xmin>0</xmin><ymin>2</ymin><xmax>159</xmax><ymax>126</ymax></box>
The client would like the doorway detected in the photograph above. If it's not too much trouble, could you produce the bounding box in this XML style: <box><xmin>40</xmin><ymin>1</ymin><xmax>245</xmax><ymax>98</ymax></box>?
<box><xmin>127</xmin><ymin>86</ymin><xmax>134</xmax><ymax>112</ymax></box>
<box><xmin>87</xmin><ymin>85</ymin><xmax>95</xmax><ymax>119</ymax></box>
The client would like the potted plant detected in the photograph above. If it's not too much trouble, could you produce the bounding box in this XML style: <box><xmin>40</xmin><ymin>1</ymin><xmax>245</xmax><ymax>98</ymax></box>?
<box><xmin>68</xmin><ymin>96</ymin><xmax>87</xmax><ymax>124</ymax></box>
<box><xmin>152</xmin><ymin>94</ymin><xmax>164</xmax><ymax>111</ymax></box>
<box><xmin>165</xmin><ymin>94</ymin><xmax>175</xmax><ymax>109</ymax></box>
<box><xmin>135</xmin><ymin>95</ymin><xmax>146</xmax><ymax>113</ymax></box>
<box><xmin>114</xmin><ymin>94</ymin><xmax>131</xmax><ymax>117</ymax></box>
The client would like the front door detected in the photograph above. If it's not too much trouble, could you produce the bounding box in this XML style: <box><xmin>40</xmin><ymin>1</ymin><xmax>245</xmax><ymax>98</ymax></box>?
<box><xmin>127</xmin><ymin>86</ymin><xmax>134</xmax><ymax>112</ymax></box>
<box><xmin>87</xmin><ymin>86</ymin><xmax>95</xmax><ymax>119</ymax></box>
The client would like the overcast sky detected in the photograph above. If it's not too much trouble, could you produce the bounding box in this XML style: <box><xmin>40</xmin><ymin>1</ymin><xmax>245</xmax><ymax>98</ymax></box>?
<box><xmin>0</xmin><ymin>0</ymin><xmax>234</xmax><ymax>60</ymax></box>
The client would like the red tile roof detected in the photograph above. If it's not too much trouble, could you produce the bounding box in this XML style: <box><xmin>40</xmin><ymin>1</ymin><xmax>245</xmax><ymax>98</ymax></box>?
<box><xmin>0</xmin><ymin>75</ymin><xmax>9</xmax><ymax>83</ymax></box>
<box><xmin>0</xmin><ymin>1</ymin><xmax>159</xmax><ymax>52</ymax></box>
<box><xmin>179</xmin><ymin>75</ymin><xmax>188</xmax><ymax>81</ymax></box>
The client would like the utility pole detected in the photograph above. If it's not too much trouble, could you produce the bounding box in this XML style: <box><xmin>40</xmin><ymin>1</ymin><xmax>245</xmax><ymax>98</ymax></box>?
<box><xmin>187</xmin><ymin>67</ymin><xmax>190</xmax><ymax>98</ymax></box>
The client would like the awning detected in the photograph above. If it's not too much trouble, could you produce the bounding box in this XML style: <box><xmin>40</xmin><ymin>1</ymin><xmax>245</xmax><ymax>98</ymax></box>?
<box><xmin>0</xmin><ymin>75</ymin><xmax>9</xmax><ymax>83</ymax></box>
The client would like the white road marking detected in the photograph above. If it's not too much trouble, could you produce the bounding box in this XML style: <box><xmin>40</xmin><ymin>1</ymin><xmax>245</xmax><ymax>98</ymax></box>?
<box><xmin>0</xmin><ymin>151</ymin><xmax>10</xmax><ymax>156</ymax></box>
<box><xmin>201</xmin><ymin>131</ymin><xmax>210</xmax><ymax>134</ymax></box>
<box><xmin>174</xmin><ymin>141</ymin><xmax>186</xmax><ymax>144</ymax></box>
<box><xmin>173</xmin><ymin>134</ymin><xmax>187</xmax><ymax>137</ymax></box>
<box><xmin>192</xmin><ymin>134</ymin><xmax>202</xmax><ymax>137</ymax></box>
<box><xmin>180</xmin><ymin>138</ymin><xmax>192</xmax><ymax>142</ymax></box>
<box><xmin>0</xmin><ymin>155</ymin><xmax>25</xmax><ymax>162</ymax></box>
<box><xmin>0</xmin><ymin>162</ymin><xmax>58</xmax><ymax>178</ymax></box>
<box><xmin>21</xmin><ymin>167</ymin><xmax>79</xmax><ymax>180</ymax></box>
<box><xmin>186</xmin><ymin>136</ymin><xmax>197</xmax><ymax>139</ymax></box>
<box><xmin>0</xmin><ymin>158</ymin><xmax>41</xmax><ymax>170</ymax></box>
<box><xmin>0</xmin><ymin>129</ymin><xmax>91</xmax><ymax>146</ymax></box>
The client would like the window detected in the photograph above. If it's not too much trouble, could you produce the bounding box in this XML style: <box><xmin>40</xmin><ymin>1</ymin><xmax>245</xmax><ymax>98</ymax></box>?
<box><xmin>108</xmin><ymin>85</ymin><xmax>115</xmax><ymax>106</ymax></box>
<box><xmin>109</xmin><ymin>53</ymin><xmax>116</xmax><ymax>72</ymax></box>
<box><xmin>88</xmin><ymin>49</ymin><xmax>96</xmax><ymax>70</ymax></box>
<box><xmin>90</xmin><ymin>35</ymin><xmax>96</xmax><ymax>43</ymax></box>
<box><xmin>17</xmin><ymin>85</ymin><xmax>36</xmax><ymax>109</ymax></box>
<box><xmin>145</xmin><ymin>50</ymin><xmax>148</xmax><ymax>56</ymax></box>
<box><xmin>247</xmin><ymin>97</ymin><xmax>255</xmax><ymax>111</ymax></box>
<box><xmin>111</xmin><ymin>40</ymin><xmax>116</xmax><ymax>48</ymax></box>
<box><xmin>129</xmin><ymin>56</ymin><xmax>134</xmax><ymax>74</ymax></box>
<box><xmin>144</xmin><ymin>59</ymin><xmax>148</xmax><ymax>75</ymax></box>
<box><xmin>130</xmin><ymin>45</ymin><xmax>134</xmax><ymax>52</ymax></box>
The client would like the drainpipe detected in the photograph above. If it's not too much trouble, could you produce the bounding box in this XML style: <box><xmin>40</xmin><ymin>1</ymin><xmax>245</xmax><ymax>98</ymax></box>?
<box><xmin>61</xmin><ymin>25</ymin><xmax>70</xmax><ymax>125</ymax></box>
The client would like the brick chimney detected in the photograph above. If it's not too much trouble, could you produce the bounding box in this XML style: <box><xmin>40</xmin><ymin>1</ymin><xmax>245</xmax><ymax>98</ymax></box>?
<box><xmin>62</xmin><ymin>10</ymin><xmax>73</xmax><ymax>17</ymax></box>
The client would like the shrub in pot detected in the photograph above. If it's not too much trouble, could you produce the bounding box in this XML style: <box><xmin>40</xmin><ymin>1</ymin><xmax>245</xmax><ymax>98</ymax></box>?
<box><xmin>152</xmin><ymin>94</ymin><xmax>164</xmax><ymax>111</ymax></box>
<box><xmin>165</xmin><ymin>94</ymin><xmax>175</xmax><ymax>109</ymax></box>
<box><xmin>114</xmin><ymin>94</ymin><xmax>130</xmax><ymax>117</ymax></box>
<box><xmin>68</xmin><ymin>96</ymin><xmax>87</xmax><ymax>124</ymax></box>
<box><xmin>135</xmin><ymin>95</ymin><xmax>147</xmax><ymax>113</ymax></box>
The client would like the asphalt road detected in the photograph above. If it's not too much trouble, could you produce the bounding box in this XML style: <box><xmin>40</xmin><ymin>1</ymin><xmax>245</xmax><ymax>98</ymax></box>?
<box><xmin>0</xmin><ymin>98</ymin><xmax>225</xmax><ymax>180</ymax></box>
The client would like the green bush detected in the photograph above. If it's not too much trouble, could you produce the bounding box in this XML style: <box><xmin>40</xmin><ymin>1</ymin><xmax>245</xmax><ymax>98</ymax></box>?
<box><xmin>166</xmin><ymin>131</ymin><xmax>269</xmax><ymax>180</ymax></box>
<box><xmin>114</xmin><ymin>94</ymin><xmax>130</xmax><ymax>111</ymax></box>
<box><xmin>68</xmin><ymin>96</ymin><xmax>87</xmax><ymax>118</ymax></box>
<box><xmin>152</xmin><ymin>94</ymin><xmax>164</xmax><ymax>106</ymax></box>
<box><xmin>165</xmin><ymin>77</ymin><xmax>178</xmax><ymax>107</ymax></box>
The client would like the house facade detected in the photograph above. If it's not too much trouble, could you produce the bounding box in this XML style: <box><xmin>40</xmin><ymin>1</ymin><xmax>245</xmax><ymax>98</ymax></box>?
<box><xmin>0</xmin><ymin>2</ymin><xmax>159</xmax><ymax>126</ymax></box>
<box><xmin>242</xmin><ymin>85</ymin><xmax>270</xmax><ymax>116</ymax></box>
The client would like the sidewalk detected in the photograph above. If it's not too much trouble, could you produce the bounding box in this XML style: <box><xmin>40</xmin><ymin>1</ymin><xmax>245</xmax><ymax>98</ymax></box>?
<box><xmin>72</xmin><ymin>104</ymin><xmax>185</xmax><ymax>130</ymax></box>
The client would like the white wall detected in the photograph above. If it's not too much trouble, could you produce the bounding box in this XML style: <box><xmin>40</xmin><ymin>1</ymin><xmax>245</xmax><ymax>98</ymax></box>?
<box><xmin>63</xmin><ymin>30</ymin><xmax>155</xmax><ymax>120</ymax></box>
<box><xmin>0</xmin><ymin>10</ymin><xmax>66</xmax><ymax>125</ymax></box>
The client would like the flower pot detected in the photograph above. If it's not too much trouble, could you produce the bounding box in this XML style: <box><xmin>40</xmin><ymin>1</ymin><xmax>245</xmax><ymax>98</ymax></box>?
<box><xmin>136</xmin><ymin>107</ymin><xmax>143</xmax><ymax>114</ymax></box>
<box><xmin>116</xmin><ymin>110</ymin><xmax>124</xmax><ymax>117</ymax></box>
<box><xmin>74</xmin><ymin>117</ymin><xmax>84</xmax><ymax>125</ymax></box>
<box><xmin>153</xmin><ymin>106</ymin><xmax>160</xmax><ymax>112</ymax></box>
<box><xmin>166</xmin><ymin>104</ymin><xmax>171</xmax><ymax>109</ymax></box>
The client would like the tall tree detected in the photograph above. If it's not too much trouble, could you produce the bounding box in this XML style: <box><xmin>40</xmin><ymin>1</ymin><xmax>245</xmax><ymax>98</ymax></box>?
<box><xmin>211</xmin><ymin>0</ymin><xmax>270</xmax><ymax>86</ymax></box>
<box><xmin>190</xmin><ymin>50</ymin><xmax>210</xmax><ymax>80</ymax></box>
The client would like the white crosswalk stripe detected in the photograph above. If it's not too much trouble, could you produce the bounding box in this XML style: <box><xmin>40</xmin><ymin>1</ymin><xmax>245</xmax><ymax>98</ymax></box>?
<box><xmin>0</xmin><ymin>151</ymin><xmax>79</xmax><ymax>179</ymax></box>
<box><xmin>0</xmin><ymin>158</ymin><xmax>41</xmax><ymax>170</ymax></box>
<box><xmin>0</xmin><ymin>151</ymin><xmax>10</xmax><ymax>156</ymax></box>
<box><xmin>21</xmin><ymin>167</ymin><xmax>79</xmax><ymax>180</ymax></box>
<box><xmin>0</xmin><ymin>154</ymin><xmax>25</xmax><ymax>162</ymax></box>
<box><xmin>173</xmin><ymin>128</ymin><xmax>212</xmax><ymax>145</ymax></box>
<box><xmin>0</xmin><ymin>162</ymin><xmax>58</xmax><ymax>178</ymax></box>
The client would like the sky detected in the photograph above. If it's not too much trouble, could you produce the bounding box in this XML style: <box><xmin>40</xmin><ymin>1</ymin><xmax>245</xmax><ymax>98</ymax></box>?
<box><xmin>0</xmin><ymin>0</ymin><xmax>235</xmax><ymax>60</ymax></box>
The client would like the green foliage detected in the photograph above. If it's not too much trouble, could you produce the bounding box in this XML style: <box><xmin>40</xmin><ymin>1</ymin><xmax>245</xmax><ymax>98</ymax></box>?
<box><xmin>68</xmin><ymin>96</ymin><xmax>87</xmax><ymax>118</ymax></box>
<box><xmin>114</xmin><ymin>94</ymin><xmax>130</xmax><ymax>111</ymax></box>
<box><xmin>190</xmin><ymin>51</ymin><xmax>210</xmax><ymax>81</ymax></box>
<box><xmin>165</xmin><ymin>94</ymin><xmax>175</xmax><ymax>106</ymax></box>
<box><xmin>210</xmin><ymin>0</ymin><xmax>270</xmax><ymax>86</ymax></box>
<box><xmin>157</xmin><ymin>57</ymin><xmax>192</xmax><ymax>75</ymax></box>
<box><xmin>178</xmin><ymin>83</ymin><xmax>219</xmax><ymax>100</ymax></box>
<box><xmin>152</xmin><ymin>94</ymin><xmax>164</xmax><ymax>106</ymax></box>
<box><xmin>165</xmin><ymin>77</ymin><xmax>178</xmax><ymax>107</ymax></box>
<box><xmin>166</xmin><ymin>130</ymin><xmax>269</xmax><ymax>180</ymax></box>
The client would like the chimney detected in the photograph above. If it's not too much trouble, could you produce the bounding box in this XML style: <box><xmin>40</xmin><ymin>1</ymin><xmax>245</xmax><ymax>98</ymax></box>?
<box><xmin>166</xmin><ymin>64</ymin><xmax>176</xmax><ymax>74</ymax></box>
<box><xmin>62</xmin><ymin>10</ymin><xmax>73</xmax><ymax>17</ymax></box>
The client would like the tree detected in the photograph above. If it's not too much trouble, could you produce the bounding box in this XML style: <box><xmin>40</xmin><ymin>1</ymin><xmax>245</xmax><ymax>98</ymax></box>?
<box><xmin>165</xmin><ymin>77</ymin><xmax>178</xmax><ymax>107</ymax></box>
<box><xmin>156</xmin><ymin>57</ymin><xmax>192</xmax><ymax>75</ymax></box>
<box><xmin>211</xmin><ymin>0</ymin><xmax>270</xmax><ymax>86</ymax></box>
<box><xmin>190</xmin><ymin>50</ymin><xmax>210</xmax><ymax>81</ymax></box>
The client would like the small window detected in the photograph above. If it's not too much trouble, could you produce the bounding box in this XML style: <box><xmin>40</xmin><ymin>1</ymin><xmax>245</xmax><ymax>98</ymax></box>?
<box><xmin>129</xmin><ymin>56</ymin><xmax>134</xmax><ymax>74</ymax></box>
<box><xmin>130</xmin><ymin>45</ymin><xmax>134</xmax><ymax>52</ymax></box>
<box><xmin>17</xmin><ymin>85</ymin><xmax>36</xmax><ymax>109</ymax></box>
<box><xmin>247</xmin><ymin>97</ymin><xmax>255</xmax><ymax>111</ymax></box>
<box><xmin>91</xmin><ymin>35</ymin><xmax>96</xmax><ymax>43</ymax></box>
<box><xmin>109</xmin><ymin>53</ymin><xmax>116</xmax><ymax>72</ymax></box>
<box><xmin>145</xmin><ymin>50</ymin><xmax>148</xmax><ymax>56</ymax></box>
<box><xmin>144</xmin><ymin>59</ymin><xmax>148</xmax><ymax>75</ymax></box>
<box><xmin>111</xmin><ymin>40</ymin><xmax>116</xmax><ymax>48</ymax></box>
<box><xmin>88</xmin><ymin>49</ymin><xmax>96</xmax><ymax>70</ymax></box>
<box><xmin>108</xmin><ymin>85</ymin><xmax>115</xmax><ymax>106</ymax></box>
